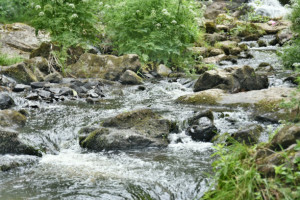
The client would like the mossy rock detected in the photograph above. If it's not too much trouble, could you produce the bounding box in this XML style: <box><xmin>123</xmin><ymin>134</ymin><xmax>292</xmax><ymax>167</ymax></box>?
<box><xmin>0</xmin><ymin>63</ymin><xmax>38</xmax><ymax>84</ymax></box>
<box><xmin>0</xmin><ymin>109</ymin><xmax>27</xmax><ymax>128</ymax></box>
<box><xmin>176</xmin><ymin>89</ymin><xmax>223</xmax><ymax>105</ymax></box>
<box><xmin>0</xmin><ymin>129</ymin><xmax>42</xmax><ymax>156</ymax></box>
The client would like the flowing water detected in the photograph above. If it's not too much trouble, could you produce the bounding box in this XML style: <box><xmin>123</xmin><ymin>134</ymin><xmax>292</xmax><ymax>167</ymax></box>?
<box><xmin>0</xmin><ymin>23</ymin><xmax>295</xmax><ymax>200</ymax></box>
<box><xmin>248</xmin><ymin>0</ymin><xmax>290</xmax><ymax>18</ymax></box>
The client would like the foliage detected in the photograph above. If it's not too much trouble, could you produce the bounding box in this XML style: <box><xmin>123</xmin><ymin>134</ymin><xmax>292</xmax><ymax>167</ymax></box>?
<box><xmin>32</xmin><ymin>0</ymin><xmax>100</xmax><ymax>47</ymax></box>
<box><xmin>230</xmin><ymin>23</ymin><xmax>264</xmax><ymax>37</ymax></box>
<box><xmin>0</xmin><ymin>53</ymin><xmax>23</xmax><ymax>66</ymax></box>
<box><xmin>202</xmin><ymin>139</ymin><xmax>300</xmax><ymax>200</ymax></box>
<box><xmin>0</xmin><ymin>0</ymin><xmax>32</xmax><ymax>23</ymax></box>
<box><xmin>101</xmin><ymin>0</ymin><xmax>202</xmax><ymax>69</ymax></box>
<box><xmin>280</xmin><ymin>0</ymin><xmax>300</xmax><ymax>69</ymax></box>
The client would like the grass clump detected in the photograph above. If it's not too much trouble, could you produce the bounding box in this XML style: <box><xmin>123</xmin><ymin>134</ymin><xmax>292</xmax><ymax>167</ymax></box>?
<box><xmin>202</xmin><ymin>139</ymin><xmax>300</xmax><ymax>200</ymax></box>
<box><xmin>0</xmin><ymin>53</ymin><xmax>23</xmax><ymax>66</ymax></box>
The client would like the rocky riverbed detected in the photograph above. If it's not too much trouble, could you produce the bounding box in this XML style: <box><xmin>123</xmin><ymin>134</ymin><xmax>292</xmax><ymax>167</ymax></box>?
<box><xmin>1</xmin><ymin>0</ymin><xmax>300</xmax><ymax>199</ymax></box>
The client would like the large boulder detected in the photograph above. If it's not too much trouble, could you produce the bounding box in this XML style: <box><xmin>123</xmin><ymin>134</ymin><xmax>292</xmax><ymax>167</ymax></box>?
<box><xmin>79</xmin><ymin>109</ymin><xmax>175</xmax><ymax>151</ymax></box>
<box><xmin>255</xmin><ymin>20</ymin><xmax>291</xmax><ymax>34</ymax></box>
<box><xmin>0</xmin><ymin>129</ymin><xmax>41</xmax><ymax>156</ymax></box>
<box><xmin>0</xmin><ymin>62</ymin><xmax>38</xmax><ymax>84</ymax></box>
<box><xmin>69</xmin><ymin>53</ymin><xmax>141</xmax><ymax>81</ymax></box>
<box><xmin>193</xmin><ymin>66</ymin><xmax>268</xmax><ymax>92</ymax></box>
<box><xmin>269</xmin><ymin>125</ymin><xmax>300</xmax><ymax>151</ymax></box>
<box><xmin>0</xmin><ymin>94</ymin><xmax>15</xmax><ymax>110</ymax></box>
<box><xmin>0</xmin><ymin>23</ymin><xmax>49</xmax><ymax>59</ymax></box>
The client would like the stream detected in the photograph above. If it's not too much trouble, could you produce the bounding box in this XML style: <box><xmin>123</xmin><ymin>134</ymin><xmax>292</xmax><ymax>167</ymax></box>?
<box><xmin>0</xmin><ymin>0</ymin><xmax>296</xmax><ymax>199</ymax></box>
<box><xmin>0</xmin><ymin>36</ymin><xmax>295</xmax><ymax>199</ymax></box>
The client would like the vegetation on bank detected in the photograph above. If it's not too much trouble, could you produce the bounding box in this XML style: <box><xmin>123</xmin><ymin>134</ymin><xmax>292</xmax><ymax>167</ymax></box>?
<box><xmin>0</xmin><ymin>53</ymin><xmax>23</xmax><ymax>66</ymax></box>
<box><xmin>202</xmin><ymin>139</ymin><xmax>300</xmax><ymax>200</ymax></box>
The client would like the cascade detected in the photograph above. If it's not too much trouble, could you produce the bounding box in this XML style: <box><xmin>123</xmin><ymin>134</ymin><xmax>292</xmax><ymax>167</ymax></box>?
<box><xmin>248</xmin><ymin>0</ymin><xmax>290</xmax><ymax>18</ymax></box>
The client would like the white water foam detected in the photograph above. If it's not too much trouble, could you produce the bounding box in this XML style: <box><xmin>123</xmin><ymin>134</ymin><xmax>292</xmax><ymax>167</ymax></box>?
<box><xmin>249</xmin><ymin>0</ymin><xmax>290</xmax><ymax>18</ymax></box>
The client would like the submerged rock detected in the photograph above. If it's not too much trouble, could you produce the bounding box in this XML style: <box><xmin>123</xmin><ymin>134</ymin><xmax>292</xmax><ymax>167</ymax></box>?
<box><xmin>0</xmin><ymin>129</ymin><xmax>41</xmax><ymax>156</ymax></box>
<box><xmin>79</xmin><ymin>109</ymin><xmax>175</xmax><ymax>151</ymax></box>
<box><xmin>0</xmin><ymin>94</ymin><xmax>15</xmax><ymax>110</ymax></box>
<box><xmin>0</xmin><ymin>110</ymin><xmax>26</xmax><ymax>128</ymax></box>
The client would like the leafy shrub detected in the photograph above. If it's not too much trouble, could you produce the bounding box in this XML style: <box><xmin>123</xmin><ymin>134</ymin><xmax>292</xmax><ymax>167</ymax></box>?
<box><xmin>0</xmin><ymin>0</ymin><xmax>31</xmax><ymax>23</ymax></box>
<box><xmin>32</xmin><ymin>0</ymin><xmax>100</xmax><ymax>47</ymax></box>
<box><xmin>102</xmin><ymin>0</ymin><xmax>202</xmax><ymax>68</ymax></box>
<box><xmin>280</xmin><ymin>0</ymin><xmax>300</xmax><ymax>69</ymax></box>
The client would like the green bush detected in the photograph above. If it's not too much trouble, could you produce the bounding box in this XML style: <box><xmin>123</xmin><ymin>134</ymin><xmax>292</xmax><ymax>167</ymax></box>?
<box><xmin>280</xmin><ymin>0</ymin><xmax>300</xmax><ymax>69</ymax></box>
<box><xmin>32</xmin><ymin>0</ymin><xmax>100</xmax><ymax>47</ymax></box>
<box><xmin>102</xmin><ymin>0</ymin><xmax>202</xmax><ymax>68</ymax></box>
<box><xmin>0</xmin><ymin>0</ymin><xmax>32</xmax><ymax>23</ymax></box>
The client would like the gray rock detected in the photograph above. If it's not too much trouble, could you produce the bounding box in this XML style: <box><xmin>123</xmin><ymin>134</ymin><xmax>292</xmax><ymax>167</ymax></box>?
<box><xmin>120</xmin><ymin>70</ymin><xmax>143</xmax><ymax>85</ymax></box>
<box><xmin>194</xmin><ymin>66</ymin><xmax>268</xmax><ymax>93</ymax></box>
<box><xmin>13</xmin><ymin>84</ymin><xmax>31</xmax><ymax>92</ymax></box>
<box><xmin>0</xmin><ymin>94</ymin><xmax>15</xmax><ymax>110</ymax></box>
<box><xmin>44</xmin><ymin>72</ymin><xmax>63</xmax><ymax>83</ymax></box>
<box><xmin>269</xmin><ymin>125</ymin><xmax>300</xmax><ymax>151</ymax></box>
<box><xmin>232</xmin><ymin>124</ymin><xmax>262</xmax><ymax>145</ymax></box>
<box><xmin>80</xmin><ymin>109</ymin><xmax>174</xmax><ymax>151</ymax></box>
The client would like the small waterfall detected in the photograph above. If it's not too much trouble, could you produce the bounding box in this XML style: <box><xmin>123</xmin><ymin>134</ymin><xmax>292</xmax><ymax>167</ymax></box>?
<box><xmin>248</xmin><ymin>0</ymin><xmax>290</xmax><ymax>18</ymax></box>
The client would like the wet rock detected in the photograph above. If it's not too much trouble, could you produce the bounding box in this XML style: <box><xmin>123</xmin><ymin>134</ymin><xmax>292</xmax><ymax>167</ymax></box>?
<box><xmin>44</xmin><ymin>72</ymin><xmax>63</xmax><ymax>83</ymax></box>
<box><xmin>232</xmin><ymin>124</ymin><xmax>262</xmax><ymax>145</ymax></box>
<box><xmin>0</xmin><ymin>155</ymin><xmax>39</xmax><ymax>171</ymax></box>
<box><xmin>0</xmin><ymin>129</ymin><xmax>41</xmax><ymax>156</ymax></box>
<box><xmin>255</xmin><ymin>20</ymin><xmax>291</xmax><ymax>34</ymax></box>
<box><xmin>186</xmin><ymin>125</ymin><xmax>218</xmax><ymax>142</ymax></box>
<box><xmin>244</xmin><ymin>34</ymin><xmax>260</xmax><ymax>41</ymax></box>
<box><xmin>30</xmin><ymin>82</ymin><xmax>47</xmax><ymax>89</ymax></box>
<box><xmin>284</xmin><ymin>73</ymin><xmax>300</xmax><ymax>85</ymax></box>
<box><xmin>276</xmin><ymin>29</ymin><xmax>293</xmax><ymax>46</ymax></box>
<box><xmin>205</xmin><ymin>21</ymin><xmax>216</xmax><ymax>33</ymax></box>
<box><xmin>186</xmin><ymin>110</ymin><xmax>218</xmax><ymax>142</ymax></box>
<box><xmin>59</xmin><ymin>87</ymin><xmax>74</xmax><ymax>96</ymax></box>
<box><xmin>80</xmin><ymin>109</ymin><xmax>174</xmax><ymax>150</ymax></box>
<box><xmin>37</xmin><ymin>89</ymin><xmax>52</xmax><ymax>99</ymax></box>
<box><xmin>156</xmin><ymin>64</ymin><xmax>172</xmax><ymax>77</ymax></box>
<box><xmin>205</xmin><ymin>33</ymin><xmax>227</xmax><ymax>45</ymax></box>
<box><xmin>216</xmin><ymin>41</ymin><xmax>238</xmax><ymax>55</ymax></box>
<box><xmin>25</xmin><ymin>93</ymin><xmax>39</xmax><ymax>101</ymax></box>
<box><xmin>0</xmin><ymin>63</ymin><xmax>38</xmax><ymax>84</ymax></box>
<box><xmin>0</xmin><ymin>110</ymin><xmax>26</xmax><ymax>128</ymax></box>
<box><xmin>209</xmin><ymin>48</ymin><xmax>224</xmax><ymax>57</ymax></box>
<box><xmin>120</xmin><ymin>70</ymin><xmax>143</xmax><ymax>85</ymax></box>
<box><xmin>177</xmin><ymin>87</ymin><xmax>296</xmax><ymax>116</ymax></box>
<box><xmin>203</xmin><ymin>54</ymin><xmax>226</xmax><ymax>64</ymax></box>
<box><xmin>193</xmin><ymin>66</ymin><xmax>268</xmax><ymax>93</ymax></box>
<box><xmin>269</xmin><ymin>125</ymin><xmax>300</xmax><ymax>151</ymax></box>
<box><xmin>69</xmin><ymin>53</ymin><xmax>141</xmax><ymax>81</ymax></box>
<box><xmin>13</xmin><ymin>84</ymin><xmax>31</xmax><ymax>92</ymax></box>
<box><xmin>229</xmin><ymin>47</ymin><xmax>242</xmax><ymax>56</ymax></box>
<box><xmin>0</xmin><ymin>94</ymin><xmax>15</xmax><ymax>110</ymax></box>
<box><xmin>258</xmin><ymin>40</ymin><xmax>267</xmax><ymax>47</ymax></box>
<box><xmin>255</xmin><ymin>63</ymin><xmax>274</xmax><ymax>75</ymax></box>
<box><xmin>138</xmin><ymin>86</ymin><xmax>146</xmax><ymax>91</ymax></box>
